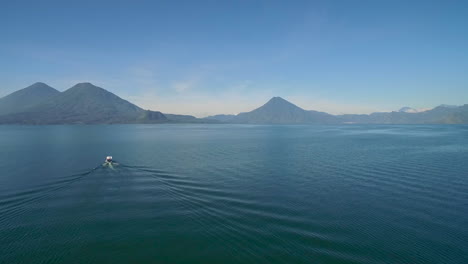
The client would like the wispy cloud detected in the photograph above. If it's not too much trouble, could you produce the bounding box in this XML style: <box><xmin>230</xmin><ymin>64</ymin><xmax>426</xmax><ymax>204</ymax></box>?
<box><xmin>170</xmin><ymin>70</ymin><xmax>207</xmax><ymax>94</ymax></box>
<box><xmin>172</xmin><ymin>80</ymin><xmax>195</xmax><ymax>93</ymax></box>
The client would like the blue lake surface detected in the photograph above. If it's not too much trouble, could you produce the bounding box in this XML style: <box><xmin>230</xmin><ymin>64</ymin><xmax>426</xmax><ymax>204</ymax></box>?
<box><xmin>0</xmin><ymin>124</ymin><xmax>467</xmax><ymax>263</ymax></box>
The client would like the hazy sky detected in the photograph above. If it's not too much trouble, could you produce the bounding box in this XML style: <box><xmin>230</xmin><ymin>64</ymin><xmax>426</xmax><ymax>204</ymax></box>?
<box><xmin>1</xmin><ymin>0</ymin><xmax>467</xmax><ymax>117</ymax></box>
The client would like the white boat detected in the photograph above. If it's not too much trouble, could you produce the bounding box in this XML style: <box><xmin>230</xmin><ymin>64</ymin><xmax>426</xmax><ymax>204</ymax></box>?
<box><xmin>105</xmin><ymin>156</ymin><xmax>113</xmax><ymax>163</ymax></box>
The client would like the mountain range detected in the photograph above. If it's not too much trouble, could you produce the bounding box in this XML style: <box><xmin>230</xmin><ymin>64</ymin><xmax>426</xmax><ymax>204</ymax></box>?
<box><xmin>205</xmin><ymin>97</ymin><xmax>468</xmax><ymax>124</ymax></box>
<box><xmin>0</xmin><ymin>82</ymin><xmax>210</xmax><ymax>124</ymax></box>
<box><xmin>1</xmin><ymin>82</ymin><xmax>467</xmax><ymax>124</ymax></box>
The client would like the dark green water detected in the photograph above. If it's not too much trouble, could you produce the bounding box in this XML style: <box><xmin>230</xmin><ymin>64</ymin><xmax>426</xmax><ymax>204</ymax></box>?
<box><xmin>0</xmin><ymin>125</ymin><xmax>467</xmax><ymax>264</ymax></box>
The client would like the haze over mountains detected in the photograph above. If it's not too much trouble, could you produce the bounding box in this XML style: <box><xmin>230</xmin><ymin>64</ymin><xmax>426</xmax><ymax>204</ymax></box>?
<box><xmin>1</xmin><ymin>82</ymin><xmax>467</xmax><ymax>124</ymax></box>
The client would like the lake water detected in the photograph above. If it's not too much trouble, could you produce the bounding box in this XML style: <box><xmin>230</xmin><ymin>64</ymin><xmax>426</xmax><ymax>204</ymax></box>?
<box><xmin>0</xmin><ymin>124</ymin><xmax>467</xmax><ymax>264</ymax></box>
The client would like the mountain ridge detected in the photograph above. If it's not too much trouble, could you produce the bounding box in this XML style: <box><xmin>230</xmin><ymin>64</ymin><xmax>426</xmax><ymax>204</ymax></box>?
<box><xmin>206</xmin><ymin>97</ymin><xmax>468</xmax><ymax>124</ymax></box>
<box><xmin>0</xmin><ymin>82</ymin><xmax>60</xmax><ymax>115</ymax></box>
<box><xmin>0</xmin><ymin>83</ymin><xmax>165</xmax><ymax>124</ymax></box>
<box><xmin>1</xmin><ymin>82</ymin><xmax>467</xmax><ymax>124</ymax></box>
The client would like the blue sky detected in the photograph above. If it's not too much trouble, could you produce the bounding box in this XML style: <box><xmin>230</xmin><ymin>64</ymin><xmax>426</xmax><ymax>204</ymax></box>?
<box><xmin>1</xmin><ymin>0</ymin><xmax>467</xmax><ymax>116</ymax></box>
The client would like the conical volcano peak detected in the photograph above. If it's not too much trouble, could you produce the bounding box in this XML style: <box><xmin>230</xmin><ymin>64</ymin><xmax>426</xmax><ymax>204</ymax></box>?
<box><xmin>66</xmin><ymin>82</ymin><xmax>111</xmax><ymax>95</ymax></box>
<box><xmin>9</xmin><ymin>82</ymin><xmax>58</xmax><ymax>96</ymax></box>
<box><xmin>229</xmin><ymin>95</ymin><xmax>336</xmax><ymax>124</ymax></box>
<box><xmin>28</xmin><ymin>82</ymin><xmax>50</xmax><ymax>88</ymax></box>
<box><xmin>20</xmin><ymin>82</ymin><xmax>58</xmax><ymax>94</ymax></box>
<box><xmin>262</xmin><ymin>96</ymin><xmax>301</xmax><ymax>110</ymax></box>
<box><xmin>266</xmin><ymin>96</ymin><xmax>288</xmax><ymax>103</ymax></box>
<box><xmin>0</xmin><ymin>82</ymin><xmax>59</xmax><ymax>115</ymax></box>
<box><xmin>70</xmin><ymin>82</ymin><xmax>99</xmax><ymax>89</ymax></box>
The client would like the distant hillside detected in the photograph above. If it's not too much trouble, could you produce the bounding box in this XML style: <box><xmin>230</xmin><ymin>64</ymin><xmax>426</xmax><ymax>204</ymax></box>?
<box><xmin>225</xmin><ymin>97</ymin><xmax>338</xmax><ymax>124</ymax></box>
<box><xmin>337</xmin><ymin>104</ymin><xmax>468</xmax><ymax>124</ymax></box>
<box><xmin>0</xmin><ymin>82</ymin><xmax>60</xmax><ymax>115</ymax></box>
<box><xmin>0</xmin><ymin>83</ymin><xmax>167</xmax><ymax>124</ymax></box>
<box><xmin>204</xmin><ymin>114</ymin><xmax>236</xmax><ymax>122</ymax></box>
<box><xmin>450</xmin><ymin>105</ymin><xmax>468</xmax><ymax>123</ymax></box>
<box><xmin>416</xmin><ymin>104</ymin><xmax>468</xmax><ymax>124</ymax></box>
<box><xmin>164</xmin><ymin>113</ymin><xmax>220</xmax><ymax>123</ymax></box>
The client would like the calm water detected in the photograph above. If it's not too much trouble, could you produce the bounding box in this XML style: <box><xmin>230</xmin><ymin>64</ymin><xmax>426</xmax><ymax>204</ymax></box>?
<box><xmin>0</xmin><ymin>125</ymin><xmax>467</xmax><ymax>264</ymax></box>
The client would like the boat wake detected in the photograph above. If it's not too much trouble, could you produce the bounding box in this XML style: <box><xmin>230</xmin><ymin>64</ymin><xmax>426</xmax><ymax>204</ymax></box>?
<box><xmin>0</xmin><ymin>165</ymin><xmax>101</xmax><ymax>225</ymax></box>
